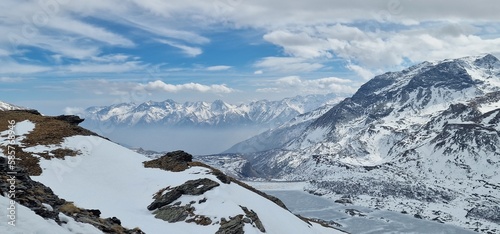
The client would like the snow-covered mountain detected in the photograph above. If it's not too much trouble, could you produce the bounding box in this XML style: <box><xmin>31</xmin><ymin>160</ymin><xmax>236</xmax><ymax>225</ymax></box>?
<box><xmin>81</xmin><ymin>94</ymin><xmax>341</xmax><ymax>128</ymax></box>
<box><xmin>0</xmin><ymin>101</ymin><xmax>25</xmax><ymax>111</ymax></box>
<box><xmin>224</xmin><ymin>54</ymin><xmax>500</xmax><ymax>233</ymax></box>
<box><xmin>0</xmin><ymin>110</ymin><xmax>344</xmax><ymax>233</ymax></box>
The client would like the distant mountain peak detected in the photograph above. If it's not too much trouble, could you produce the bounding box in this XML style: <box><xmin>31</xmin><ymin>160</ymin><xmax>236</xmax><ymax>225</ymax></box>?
<box><xmin>0</xmin><ymin>101</ymin><xmax>26</xmax><ymax>111</ymax></box>
<box><xmin>81</xmin><ymin>93</ymin><xmax>341</xmax><ymax>128</ymax></box>
<box><xmin>222</xmin><ymin>54</ymin><xmax>500</xmax><ymax>232</ymax></box>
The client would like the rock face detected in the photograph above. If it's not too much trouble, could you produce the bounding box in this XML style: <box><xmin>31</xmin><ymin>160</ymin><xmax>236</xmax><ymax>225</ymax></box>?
<box><xmin>148</xmin><ymin>178</ymin><xmax>220</xmax><ymax>211</ymax></box>
<box><xmin>143</xmin><ymin>150</ymin><xmax>193</xmax><ymax>172</ymax></box>
<box><xmin>240</xmin><ymin>206</ymin><xmax>266</xmax><ymax>232</ymax></box>
<box><xmin>52</xmin><ymin>115</ymin><xmax>85</xmax><ymax>125</ymax></box>
<box><xmin>216</xmin><ymin>215</ymin><xmax>245</xmax><ymax>234</ymax></box>
<box><xmin>224</xmin><ymin>54</ymin><xmax>500</xmax><ymax>233</ymax></box>
<box><xmin>0</xmin><ymin>158</ymin><xmax>143</xmax><ymax>234</ymax></box>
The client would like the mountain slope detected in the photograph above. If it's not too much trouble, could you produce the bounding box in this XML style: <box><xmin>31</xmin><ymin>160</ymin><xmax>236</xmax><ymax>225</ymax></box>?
<box><xmin>0</xmin><ymin>101</ymin><xmax>25</xmax><ymax>111</ymax></box>
<box><xmin>0</xmin><ymin>110</ymin><xmax>344</xmax><ymax>233</ymax></box>
<box><xmin>81</xmin><ymin>94</ymin><xmax>341</xmax><ymax>128</ymax></box>
<box><xmin>227</xmin><ymin>54</ymin><xmax>500</xmax><ymax>233</ymax></box>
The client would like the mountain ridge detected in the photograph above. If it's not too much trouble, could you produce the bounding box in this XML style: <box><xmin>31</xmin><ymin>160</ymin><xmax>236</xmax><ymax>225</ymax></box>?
<box><xmin>220</xmin><ymin>54</ymin><xmax>500</xmax><ymax>233</ymax></box>
<box><xmin>80</xmin><ymin>93</ymin><xmax>343</xmax><ymax>128</ymax></box>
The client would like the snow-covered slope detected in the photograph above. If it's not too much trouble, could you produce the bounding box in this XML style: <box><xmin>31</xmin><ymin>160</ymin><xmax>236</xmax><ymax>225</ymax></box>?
<box><xmin>225</xmin><ymin>103</ymin><xmax>338</xmax><ymax>154</ymax></box>
<box><xmin>0</xmin><ymin>196</ymin><xmax>103</xmax><ymax>234</ymax></box>
<box><xmin>0</xmin><ymin>101</ymin><xmax>25</xmax><ymax>111</ymax></box>
<box><xmin>0</xmin><ymin>111</ymin><xmax>344</xmax><ymax>233</ymax></box>
<box><xmin>81</xmin><ymin>94</ymin><xmax>341</xmax><ymax>128</ymax></box>
<box><xmin>227</xmin><ymin>54</ymin><xmax>500</xmax><ymax>233</ymax></box>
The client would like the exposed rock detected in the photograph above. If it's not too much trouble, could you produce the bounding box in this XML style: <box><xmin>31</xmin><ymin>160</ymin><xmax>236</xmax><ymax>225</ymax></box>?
<box><xmin>148</xmin><ymin>178</ymin><xmax>220</xmax><ymax>211</ymax></box>
<box><xmin>154</xmin><ymin>204</ymin><xmax>194</xmax><ymax>223</ymax></box>
<box><xmin>467</xmin><ymin>205</ymin><xmax>500</xmax><ymax>224</ymax></box>
<box><xmin>240</xmin><ymin>206</ymin><xmax>266</xmax><ymax>232</ymax></box>
<box><xmin>216</xmin><ymin>215</ymin><xmax>245</xmax><ymax>234</ymax></box>
<box><xmin>198</xmin><ymin>198</ymin><xmax>207</xmax><ymax>204</ymax></box>
<box><xmin>0</xmin><ymin>157</ymin><xmax>143</xmax><ymax>234</ymax></box>
<box><xmin>52</xmin><ymin>115</ymin><xmax>85</xmax><ymax>125</ymax></box>
<box><xmin>186</xmin><ymin>215</ymin><xmax>212</xmax><ymax>226</ymax></box>
<box><xmin>143</xmin><ymin>150</ymin><xmax>193</xmax><ymax>172</ymax></box>
<box><xmin>345</xmin><ymin>209</ymin><xmax>366</xmax><ymax>217</ymax></box>
<box><xmin>335</xmin><ymin>197</ymin><xmax>353</xmax><ymax>205</ymax></box>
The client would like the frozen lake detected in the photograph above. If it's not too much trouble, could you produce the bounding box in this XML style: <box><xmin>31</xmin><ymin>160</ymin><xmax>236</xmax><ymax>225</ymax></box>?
<box><xmin>248</xmin><ymin>182</ymin><xmax>477</xmax><ymax>234</ymax></box>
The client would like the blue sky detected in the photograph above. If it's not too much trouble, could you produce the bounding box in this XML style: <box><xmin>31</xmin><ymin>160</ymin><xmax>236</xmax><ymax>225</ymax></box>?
<box><xmin>1</xmin><ymin>0</ymin><xmax>500</xmax><ymax>115</ymax></box>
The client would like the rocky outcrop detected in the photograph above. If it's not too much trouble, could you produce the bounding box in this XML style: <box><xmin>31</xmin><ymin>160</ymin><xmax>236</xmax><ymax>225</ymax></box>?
<box><xmin>0</xmin><ymin>157</ymin><xmax>143</xmax><ymax>233</ymax></box>
<box><xmin>216</xmin><ymin>215</ymin><xmax>245</xmax><ymax>234</ymax></box>
<box><xmin>240</xmin><ymin>206</ymin><xmax>266</xmax><ymax>232</ymax></box>
<box><xmin>51</xmin><ymin>115</ymin><xmax>85</xmax><ymax>125</ymax></box>
<box><xmin>467</xmin><ymin>205</ymin><xmax>500</xmax><ymax>224</ymax></box>
<box><xmin>153</xmin><ymin>203</ymin><xmax>195</xmax><ymax>223</ymax></box>
<box><xmin>148</xmin><ymin>178</ymin><xmax>220</xmax><ymax>211</ymax></box>
<box><xmin>143</xmin><ymin>150</ymin><xmax>193</xmax><ymax>172</ymax></box>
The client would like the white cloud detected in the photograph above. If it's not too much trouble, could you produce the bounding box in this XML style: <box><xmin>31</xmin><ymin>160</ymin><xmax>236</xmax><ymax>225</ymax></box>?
<box><xmin>63</xmin><ymin>61</ymin><xmax>144</xmax><ymax>73</ymax></box>
<box><xmin>258</xmin><ymin>76</ymin><xmax>357</xmax><ymax>94</ymax></box>
<box><xmin>0</xmin><ymin>61</ymin><xmax>51</xmax><ymax>74</ymax></box>
<box><xmin>346</xmin><ymin>64</ymin><xmax>375</xmax><ymax>80</ymax></box>
<box><xmin>206</xmin><ymin>65</ymin><xmax>231</xmax><ymax>71</ymax></box>
<box><xmin>2</xmin><ymin>0</ymin><xmax>500</xmax><ymax>83</ymax></box>
<box><xmin>47</xmin><ymin>17</ymin><xmax>134</xmax><ymax>47</ymax></box>
<box><xmin>157</xmin><ymin>39</ymin><xmax>202</xmax><ymax>57</ymax></box>
<box><xmin>64</xmin><ymin>107</ymin><xmax>85</xmax><ymax>115</ymax></box>
<box><xmin>263</xmin><ymin>30</ymin><xmax>332</xmax><ymax>58</ymax></box>
<box><xmin>261</xmin><ymin>23</ymin><xmax>500</xmax><ymax>70</ymax></box>
<box><xmin>137</xmin><ymin>80</ymin><xmax>235</xmax><ymax>93</ymax></box>
<box><xmin>254</xmin><ymin>57</ymin><xmax>323</xmax><ymax>73</ymax></box>
<box><xmin>254</xmin><ymin>70</ymin><xmax>263</xmax><ymax>75</ymax></box>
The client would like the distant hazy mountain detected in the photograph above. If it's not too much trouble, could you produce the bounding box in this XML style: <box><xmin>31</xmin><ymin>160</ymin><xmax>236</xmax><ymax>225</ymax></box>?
<box><xmin>81</xmin><ymin>94</ymin><xmax>342</xmax><ymax>128</ymax></box>
<box><xmin>0</xmin><ymin>101</ymin><xmax>25</xmax><ymax>111</ymax></box>
<box><xmin>221</xmin><ymin>54</ymin><xmax>500</xmax><ymax>233</ymax></box>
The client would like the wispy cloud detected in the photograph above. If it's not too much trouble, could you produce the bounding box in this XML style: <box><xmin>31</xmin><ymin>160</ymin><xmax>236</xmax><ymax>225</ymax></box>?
<box><xmin>138</xmin><ymin>80</ymin><xmax>235</xmax><ymax>93</ymax></box>
<box><xmin>254</xmin><ymin>57</ymin><xmax>323</xmax><ymax>73</ymax></box>
<box><xmin>257</xmin><ymin>76</ymin><xmax>357</xmax><ymax>94</ymax></box>
<box><xmin>62</xmin><ymin>61</ymin><xmax>144</xmax><ymax>73</ymax></box>
<box><xmin>0</xmin><ymin>77</ymin><xmax>30</xmax><ymax>83</ymax></box>
<box><xmin>346</xmin><ymin>64</ymin><xmax>375</xmax><ymax>80</ymax></box>
<box><xmin>156</xmin><ymin>39</ymin><xmax>202</xmax><ymax>57</ymax></box>
<box><xmin>206</xmin><ymin>65</ymin><xmax>231</xmax><ymax>71</ymax></box>
<box><xmin>0</xmin><ymin>61</ymin><xmax>51</xmax><ymax>74</ymax></box>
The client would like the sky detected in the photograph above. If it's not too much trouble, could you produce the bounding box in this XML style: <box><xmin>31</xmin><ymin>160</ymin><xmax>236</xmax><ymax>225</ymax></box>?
<box><xmin>1</xmin><ymin>0</ymin><xmax>500</xmax><ymax>115</ymax></box>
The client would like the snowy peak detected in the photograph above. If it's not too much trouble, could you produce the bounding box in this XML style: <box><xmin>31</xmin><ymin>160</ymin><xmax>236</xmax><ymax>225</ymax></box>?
<box><xmin>226</xmin><ymin>54</ymin><xmax>500</xmax><ymax>232</ymax></box>
<box><xmin>473</xmin><ymin>53</ymin><xmax>500</xmax><ymax>68</ymax></box>
<box><xmin>81</xmin><ymin>93</ymin><xmax>340</xmax><ymax>128</ymax></box>
<box><xmin>0</xmin><ymin>101</ymin><xmax>26</xmax><ymax>111</ymax></box>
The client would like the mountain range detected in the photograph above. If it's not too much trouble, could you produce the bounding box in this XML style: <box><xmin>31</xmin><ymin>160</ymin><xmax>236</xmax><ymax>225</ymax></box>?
<box><xmin>81</xmin><ymin>94</ymin><xmax>342</xmax><ymax>128</ymax></box>
<box><xmin>210</xmin><ymin>54</ymin><xmax>500</xmax><ymax>233</ymax></box>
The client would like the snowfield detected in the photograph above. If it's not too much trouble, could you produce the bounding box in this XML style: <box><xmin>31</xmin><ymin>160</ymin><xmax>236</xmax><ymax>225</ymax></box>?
<box><xmin>26</xmin><ymin>134</ymin><xmax>343</xmax><ymax>233</ymax></box>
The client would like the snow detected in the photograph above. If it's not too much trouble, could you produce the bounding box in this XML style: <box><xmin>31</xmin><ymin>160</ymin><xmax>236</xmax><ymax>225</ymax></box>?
<box><xmin>0</xmin><ymin>101</ymin><xmax>25</xmax><ymax>111</ymax></box>
<box><xmin>31</xmin><ymin>135</ymin><xmax>343</xmax><ymax>233</ymax></box>
<box><xmin>0</xmin><ymin>120</ymin><xmax>35</xmax><ymax>149</ymax></box>
<box><xmin>0</xmin><ymin>196</ymin><xmax>102</xmax><ymax>234</ymax></box>
<box><xmin>82</xmin><ymin>94</ymin><xmax>341</xmax><ymax>128</ymax></box>
<box><xmin>221</xmin><ymin>54</ymin><xmax>500</xmax><ymax>232</ymax></box>
<box><xmin>14</xmin><ymin>120</ymin><xmax>35</xmax><ymax>136</ymax></box>
<box><xmin>243</xmin><ymin>182</ymin><xmax>477</xmax><ymax>234</ymax></box>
